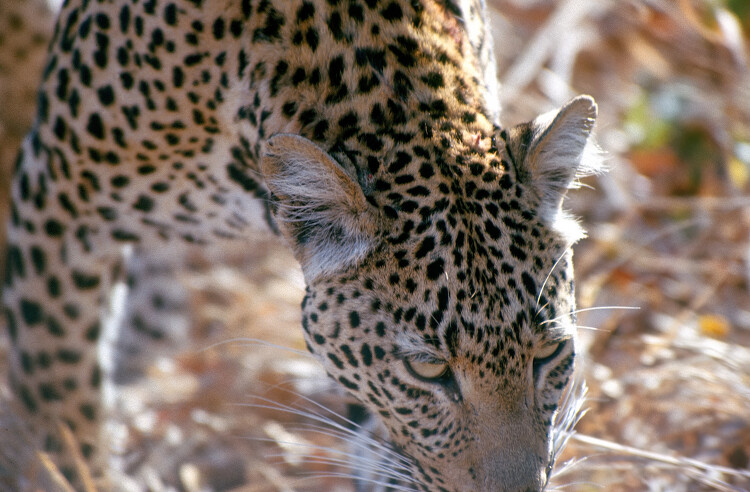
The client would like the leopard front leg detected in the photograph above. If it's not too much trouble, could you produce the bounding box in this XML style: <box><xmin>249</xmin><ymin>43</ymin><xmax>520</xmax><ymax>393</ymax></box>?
<box><xmin>3</xmin><ymin>148</ymin><xmax>125</xmax><ymax>487</ymax></box>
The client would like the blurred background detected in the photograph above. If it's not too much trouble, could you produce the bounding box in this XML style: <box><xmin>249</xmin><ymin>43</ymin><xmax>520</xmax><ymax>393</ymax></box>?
<box><xmin>1</xmin><ymin>0</ymin><xmax>749</xmax><ymax>490</ymax></box>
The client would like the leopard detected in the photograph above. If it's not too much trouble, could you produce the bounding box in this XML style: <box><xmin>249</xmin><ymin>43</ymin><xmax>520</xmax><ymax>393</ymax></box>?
<box><xmin>2</xmin><ymin>0</ymin><xmax>599</xmax><ymax>490</ymax></box>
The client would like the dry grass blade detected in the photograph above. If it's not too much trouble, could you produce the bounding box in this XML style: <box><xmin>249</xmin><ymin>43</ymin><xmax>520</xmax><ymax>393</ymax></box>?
<box><xmin>36</xmin><ymin>453</ymin><xmax>77</xmax><ymax>492</ymax></box>
<box><xmin>56</xmin><ymin>422</ymin><xmax>98</xmax><ymax>492</ymax></box>
<box><xmin>572</xmin><ymin>434</ymin><xmax>750</xmax><ymax>491</ymax></box>
<box><xmin>499</xmin><ymin>0</ymin><xmax>606</xmax><ymax>104</ymax></box>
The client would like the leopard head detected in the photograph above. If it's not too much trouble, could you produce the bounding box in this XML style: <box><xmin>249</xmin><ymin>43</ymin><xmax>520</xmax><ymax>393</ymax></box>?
<box><xmin>262</xmin><ymin>96</ymin><xmax>598</xmax><ymax>491</ymax></box>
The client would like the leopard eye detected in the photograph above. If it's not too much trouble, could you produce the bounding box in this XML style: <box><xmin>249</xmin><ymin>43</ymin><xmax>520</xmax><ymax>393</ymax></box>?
<box><xmin>535</xmin><ymin>342</ymin><xmax>562</xmax><ymax>361</ymax></box>
<box><xmin>532</xmin><ymin>341</ymin><xmax>568</xmax><ymax>380</ymax></box>
<box><xmin>405</xmin><ymin>359</ymin><xmax>450</xmax><ymax>381</ymax></box>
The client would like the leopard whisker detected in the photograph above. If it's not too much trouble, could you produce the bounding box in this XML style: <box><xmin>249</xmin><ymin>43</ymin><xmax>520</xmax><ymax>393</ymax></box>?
<box><xmin>540</xmin><ymin>305</ymin><xmax>640</xmax><ymax>326</ymax></box>
<box><xmin>283</xmin><ymin>454</ymin><xmax>416</xmax><ymax>485</ymax></box>
<box><xmin>296</xmin><ymin>472</ymin><xmax>422</xmax><ymax>491</ymax></box>
<box><xmin>544</xmin><ymin>476</ymin><xmax>601</xmax><ymax>491</ymax></box>
<box><xmin>536</xmin><ymin>244</ymin><xmax>574</xmax><ymax>313</ymax></box>
<box><xmin>239</xmin><ymin>393</ymin><xmax>413</xmax><ymax>468</ymax></box>
<box><xmin>285</xmin><ymin>422</ymin><xmax>413</xmax><ymax>472</ymax></box>
<box><xmin>197</xmin><ymin>337</ymin><xmax>315</xmax><ymax>359</ymax></box>
<box><xmin>548</xmin><ymin>379</ymin><xmax>588</xmax><ymax>481</ymax></box>
<box><xmin>253</xmin><ymin>419</ymin><xmax>419</xmax><ymax>486</ymax></box>
<box><xmin>256</xmin><ymin>438</ymin><xmax>418</xmax><ymax>487</ymax></box>
<box><xmin>260</xmin><ymin>439</ymin><xmax>407</xmax><ymax>475</ymax></box>
<box><xmin>573</xmin><ymin>324</ymin><xmax>609</xmax><ymax>332</ymax></box>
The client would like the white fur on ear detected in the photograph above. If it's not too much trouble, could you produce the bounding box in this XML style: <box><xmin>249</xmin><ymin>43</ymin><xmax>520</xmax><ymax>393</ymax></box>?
<box><xmin>522</xmin><ymin>96</ymin><xmax>600</xmax><ymax>240</ymax></box>
<box><xmin>261</xmin><ymin>134</ymin><xmax>380</xmax><ymax>281</ymax></box>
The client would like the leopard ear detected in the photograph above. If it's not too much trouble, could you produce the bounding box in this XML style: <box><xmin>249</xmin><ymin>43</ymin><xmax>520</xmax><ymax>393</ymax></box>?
<box><xmin>261</xmin><ymin>134</ymin><xmax>380</xmax><ymax>281</ymax></box>
<box><xmin>508</xmin><ymin>95</ymin><xmax>599</xmax><ymax>239</ymax></box>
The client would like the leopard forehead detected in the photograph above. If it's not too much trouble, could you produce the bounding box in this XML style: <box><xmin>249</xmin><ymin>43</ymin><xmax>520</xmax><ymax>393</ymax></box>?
<box><xmin>301</xmin><ymin>185</ymin><xmax>577</xmax><ymax>371</ymax></box>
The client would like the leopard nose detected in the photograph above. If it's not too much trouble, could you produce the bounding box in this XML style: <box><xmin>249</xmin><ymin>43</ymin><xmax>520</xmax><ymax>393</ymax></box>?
<box><xmin>480</xmin><ymin>449</ymin><xmax>546</xmax><ymax>492</ymax></box>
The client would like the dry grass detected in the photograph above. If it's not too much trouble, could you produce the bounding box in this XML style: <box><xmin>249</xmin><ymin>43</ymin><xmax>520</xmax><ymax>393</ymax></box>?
<box><xmin>1</xmin><ymin>0</ymin><xmax>750</xmax><ymax>490</ymax></box>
